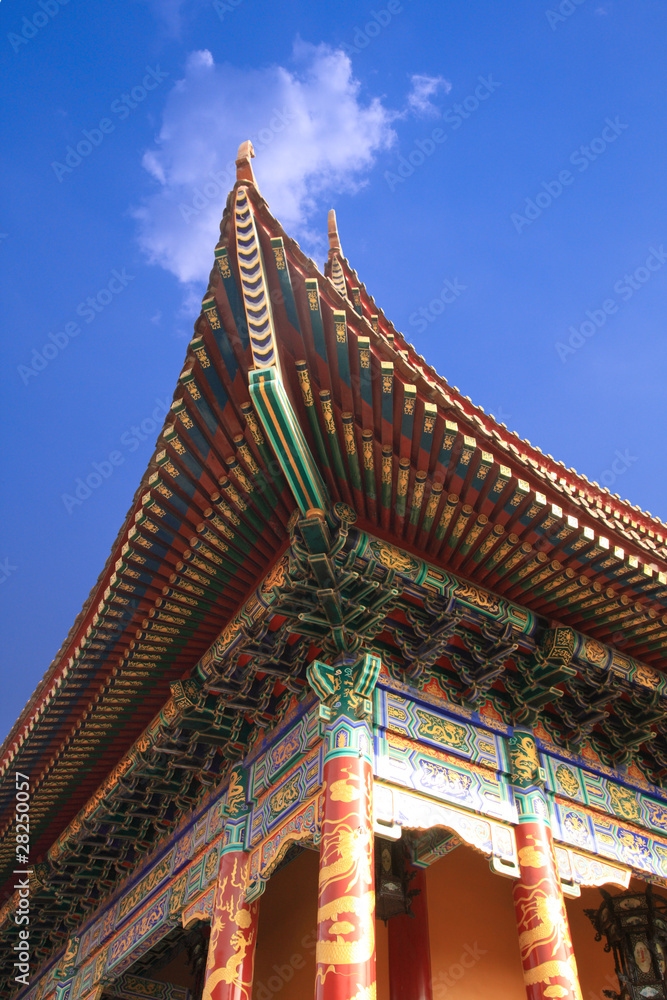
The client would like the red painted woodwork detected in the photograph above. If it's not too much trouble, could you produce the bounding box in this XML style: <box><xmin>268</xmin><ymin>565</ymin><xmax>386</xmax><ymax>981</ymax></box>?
<box><xmin>203</xmin><ymin>850</ymin><xmax>258</xmax><ymax>1000</ymax></box>
<box><xmin>315</xmin><ymin>748</ymin><xmax>376</xmax><ymax>1000</ymax></box>
<box><xmin>513</xmin><ymin>821</ymin><xmax>582</xmax><ymax>1000</ymax></box>
<box><xmin>388</xmin><ymin>864</ymin><xmax>433</xmax><ymax>1000</ymax></box>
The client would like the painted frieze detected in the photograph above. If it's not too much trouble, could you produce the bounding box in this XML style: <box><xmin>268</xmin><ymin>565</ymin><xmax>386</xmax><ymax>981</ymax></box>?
<box><xmin>554</xmin><ymin>845</ymin><xmax>630</xmax><ymax>893</ymax></box>
<box><xmin>552</xmin><ymin>799</ymin><xmax>667</xmax><ymax>883</ymax></box>
<box><xmin>182</xmin><ymin>886</ymin><xmax>216</xmax><ymax>927</ymax></box>
<box><xmin>376</xmin><ymin>730</ymin><xmax>513</xmax><ymax>822</ymax></box>
<box><xmin>374</xmin><ymin>686</ymin><xmax>507</xmax><ymax>771</ymax></box>
<box><xmin>249</xmin><ymin>745</ymin><xmax>322</xmax><ymax>846</ymax></box>
<box><xmin>544</xmin><ymin>752</ymin><xmax>667</xmax><ymax>839</ymax></box>
<box><xmin>116</xmin><ymin>851</ymin><xmax>175</xmax><ymax>925</ymax></box>
<box><xmin>248</xmin><ymin>706</ymin><xmax>321</xmax><ymax>802</ymax></box>
<box><xmin>106</xmin><ymin>972</ymin><xmax>191</xmax><ymax>999</ymax></box>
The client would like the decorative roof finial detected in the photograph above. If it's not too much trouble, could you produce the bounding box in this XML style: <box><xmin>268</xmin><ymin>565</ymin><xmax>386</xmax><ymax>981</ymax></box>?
<box><xmin>328</xmin><ymin>209</ymin><xmax>342</xmax><ymax>258</ymax></box>
<box><xmin>326</xmin><ymin>210</ymin><xmax>348</xmax><ymax>297</ymax></box>
<box><xmin>236</xmin><ymin>140</ymin><xmax>258</xmax><ymax>188</ymax></box>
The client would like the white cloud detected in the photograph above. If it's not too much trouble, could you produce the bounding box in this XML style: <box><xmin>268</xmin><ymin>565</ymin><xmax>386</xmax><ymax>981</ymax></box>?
<box><xmin>133</xmin><ymin>42</ymin><xmax>397</xmax><ymax>287</ymax></box>
<box><xmin>407</xmin><ymin>74</ymin><xmax>452</xmax><ymax>117</ymax></box>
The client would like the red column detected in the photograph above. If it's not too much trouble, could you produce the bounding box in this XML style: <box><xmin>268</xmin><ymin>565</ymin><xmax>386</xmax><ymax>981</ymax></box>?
<box><xmin>388</xmin><ymin>865</ymin><xmax>433</xmax><ymax>1000</ymax></box>
<box><xmin>202</xmin><ymin>850</ymin><xmax>258</xmax><ymax>1000</ymax></box>
<box><xmin>307</xmin><ymin>653</ymin><xmax>381</xmax><ymax>1000</ymax></box>
<box><xmin>315</xmin><ymin>734</ymin><xmax>376</xmax><ymax>1000</ymax></box>
<box><xmin>513</xmin><ymin>822</ymin><xmax>581</xmax><ymax>1000</ymax></box>
<box><xmin>510</xmin><ymin>729</ymin><xmax>582</xmax><ymax>1000</ymax></box>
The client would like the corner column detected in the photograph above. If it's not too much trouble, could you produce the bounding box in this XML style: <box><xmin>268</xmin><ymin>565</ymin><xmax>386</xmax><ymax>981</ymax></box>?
<box><xmin>510</xmin><ymin>728</ymin><xmax>582</xmax><ymax>1000</ymax></box>
<box><xmin>308</xmin><ymin>654</ymin><xmax>381</xmax><ymax>1000</ymax></box>
<box><xmin>203</xmin><ymin>769</ymin><xmax>258</xmax><ymax>1000</ymax></box>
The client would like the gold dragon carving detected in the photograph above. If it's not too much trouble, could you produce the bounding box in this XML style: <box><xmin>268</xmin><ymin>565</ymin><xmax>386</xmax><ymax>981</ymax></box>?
<box><xmin>202</xmin><ymin>858</ymin><xmax>256</xmax><ymax>1000</ymax></box>
<box><xmin>516</xmin><ymin>872</ymin><xmax>582</xmax><ymax>1000</ymax></box>
<box><xmin>316</xmin><ymin>769</ymin><xmax>376</xmax><ymax>981</ymax></box>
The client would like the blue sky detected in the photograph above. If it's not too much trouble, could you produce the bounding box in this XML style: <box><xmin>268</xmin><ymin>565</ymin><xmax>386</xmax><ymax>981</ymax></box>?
<box><xmin>1</xmin><ymin>0</ymin><xmax>666</xmax><ymax>743</ymax></box>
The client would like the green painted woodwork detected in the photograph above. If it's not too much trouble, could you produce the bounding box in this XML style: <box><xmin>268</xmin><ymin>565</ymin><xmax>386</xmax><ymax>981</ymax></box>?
<box><xmin>249</xmin><ymin>367</ymin><xmax>329</xmax><ymax>514</ymax></box>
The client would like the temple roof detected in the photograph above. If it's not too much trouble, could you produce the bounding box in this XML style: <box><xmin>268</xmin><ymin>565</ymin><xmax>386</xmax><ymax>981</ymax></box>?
<box><xmin>2</xmin><ymin>141</ymin><xmax>667</xmax><ymax>921</ymax></box>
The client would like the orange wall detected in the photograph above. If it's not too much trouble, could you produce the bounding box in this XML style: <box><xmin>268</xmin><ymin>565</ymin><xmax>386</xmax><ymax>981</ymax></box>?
<box><xmin>253</xmin><ymin>847</ymin><xmax>390</xmax><ymax>1000</ymax></box>
<box><xmin>426</xmin><ymin>847</ymin><xmax>618</xmax><ymax>1000</ymax></box>
<box><xmin>426</xmin><ymin>847</ymin><xmax>525</xmax><ymax>1000</ymax></box>
<box><xmin>240</xmin><ymin>841</ymin><xmax>620</xmax><ymax>1000</ymax></box>
<box><xmin>566</xmin><ymin>886</ymin><xmax>618</xmax><ymax>1000</ymax></box>
<box><xmin>121</xmin><ymin>844</ymin><xmax>624</xmax><ymax>1000</ymax></box>
<box><xmin>254</xmin><ymin>849</ymin><xmax>319</xmax><ymax>1000</ymax></box>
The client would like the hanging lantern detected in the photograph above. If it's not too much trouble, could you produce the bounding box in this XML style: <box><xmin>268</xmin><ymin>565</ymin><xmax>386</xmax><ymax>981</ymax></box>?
<box><xmin>375</xmin><ymin>838</ymin><xmax>419</xmax><ymax>923</ymax></box>
<box><xmin>586</xmin><ymin>887</ymin><xmax>667</xmax><ymax>1000</ymax></box>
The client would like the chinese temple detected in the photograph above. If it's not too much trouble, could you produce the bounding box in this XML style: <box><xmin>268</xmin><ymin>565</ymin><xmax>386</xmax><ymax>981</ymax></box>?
<box><xmin>5</xmin><ymin>140</ymin><xmax>667</xmax><ymax>1000</ymax></box>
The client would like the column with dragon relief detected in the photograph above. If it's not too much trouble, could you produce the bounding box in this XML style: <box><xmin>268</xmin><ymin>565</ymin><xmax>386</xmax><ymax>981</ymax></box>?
<box><xmin>307</xmin><ymin>653</ymin><xmax>382</xmax><ymax>1000</ymax></box>
<box><xmin>202</xmin><ymin>766</ymin><xmax>258</xmax><ymax>1000</ymax></box>
<box><xmin>510</xmin><ymin>727</ymin><xmax>583</xmax><ymax>1000</ymax></box>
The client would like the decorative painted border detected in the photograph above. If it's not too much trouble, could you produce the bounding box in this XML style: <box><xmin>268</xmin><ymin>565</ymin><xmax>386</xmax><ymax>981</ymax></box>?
<box><xmin>375</xmin><ymin>782</ymin><xmax>519</xmax><ymax>876</ymax></box>
<box><xmin>375</xmin><ymin>686</ymin><xmax>508</xmax><ymax>772</ymax></box>
<box><xmin>555</xmin><ymin>845</ymin><xmax>630</xmax><ymax>895</ymax></box>
<box><xmin>543</xmin><ymin>749</ymin><xmax>667</xmax><ymax>837</ymax></box>
<box><xmin>376</xmin><ymin>730</ymin><xmax>514</xmax><ymax>823</ymax></box>
<box><xmin>247</xmin><ymin>795</ymin><xmax>320</xmax><ymax>901</ymax></box>
<box><xmin>552</xmin><ymin>797</ymin><xmax>667</xmax><ymax>884</ymax></box>
<box><xmin>249</xmin><ymin>745</ymin><xmax>323</xmax><ymax>846</ymax></box>
<box><xmin>249</xmin><ymin>706</ymin><xmax>321</xmax><ymax>802</ymax></box>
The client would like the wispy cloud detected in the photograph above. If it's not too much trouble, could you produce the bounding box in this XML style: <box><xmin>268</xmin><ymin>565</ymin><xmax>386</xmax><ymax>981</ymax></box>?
<box><xmin>132</xmin><ymin>41</ymin><xmax>397</xmax><ymax>287</ymax></box>
<box><xmin>407</xmin><ymin>73</ymin><xmax>452</xmax><ymax>117</ymax></box>
<box><xmin>138</xmin><ymin>0</ymin><xmax>196</xmax><ymax>37</ymax></box>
